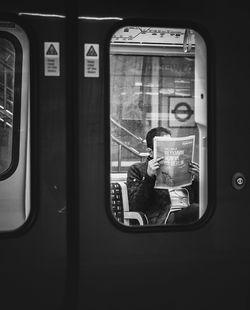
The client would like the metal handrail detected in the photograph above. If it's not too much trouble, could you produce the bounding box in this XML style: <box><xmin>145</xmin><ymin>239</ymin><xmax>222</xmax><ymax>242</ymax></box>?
<box><xmin>111</xmin><ymin>135</ymin><xmax>148</xmax><ymax>157</ymax></box>
<box><xmin>111</xmin><ymin>117</ymin><xmax>145</xmax><ymax>144</ymax></box>
<box><xmin>111</xmin><ymin>135</ymin><xmax>148</xmax><ymax>172</ymax></box>
<box><xmin>0</xmin><ymin>82</ymin><xmax>14</xmax><ymax>96</ymax></box>
<box><xmin>0</xmin><ymin>58</ymin><xmax>14</xmax><ymax>71</ymax></box>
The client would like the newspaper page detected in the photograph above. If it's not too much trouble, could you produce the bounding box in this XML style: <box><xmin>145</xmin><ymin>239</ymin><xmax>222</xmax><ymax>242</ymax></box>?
<box><xmin>153</xmin><ymin>135</ymin><xmax>195</xmax><ymax>189</ymax></box>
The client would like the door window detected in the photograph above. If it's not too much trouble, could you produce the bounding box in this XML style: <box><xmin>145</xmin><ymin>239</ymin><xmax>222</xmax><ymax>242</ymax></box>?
<box><xmin>0</xmin><ymin>37</ymin><xmax>16</xmax><ymax>175</ymax></box>
<box><xmin>110</xmin><ymin>26</ymin><xmax>207</xmax><ymax>228</ymax></box>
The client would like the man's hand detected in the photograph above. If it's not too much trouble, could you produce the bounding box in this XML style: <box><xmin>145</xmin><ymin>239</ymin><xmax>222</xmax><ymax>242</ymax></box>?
<box><xmin>189</xmin><ymin>161</ymin><xmax>199</xmax><ymax>181</ymax></box>
<box><xmin>147</xmin><ymin>157</ymin><xmax>164</xmax><ymax>178</ymax></box>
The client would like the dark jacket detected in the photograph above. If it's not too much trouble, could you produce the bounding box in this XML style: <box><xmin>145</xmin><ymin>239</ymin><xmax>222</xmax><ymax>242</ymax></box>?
<box><xmin>127</xmin><ymin>159</ymin><xmax>199</xmax><ymax>225</ymax></box>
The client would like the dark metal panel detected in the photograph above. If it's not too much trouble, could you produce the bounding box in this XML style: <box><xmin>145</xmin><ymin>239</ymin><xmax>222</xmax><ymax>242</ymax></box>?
<box><xmin>78</xmin><ymin>10</ymin><xmax>250</xmax><ymax>310</ymax></box>
<box><xmin>0</xmin><ymin>0</ymin><xmax>66</xmax><ymax>15</ymax></box>
<box><xmin>0</xmin><ymin>16</ymin><xmax>67</xmax><ymax>310</ymax></box>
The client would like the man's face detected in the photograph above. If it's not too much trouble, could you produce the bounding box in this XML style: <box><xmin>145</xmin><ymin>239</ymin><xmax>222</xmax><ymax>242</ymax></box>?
<box><xmin>159</xmin><ymin>132</ymin><xmax>171</xmax><ymax>138</ymax></box>
<box><xmin>148</xmin><ymin>132</ymin><xmax>171</xmax><ymax>157</ymax></box>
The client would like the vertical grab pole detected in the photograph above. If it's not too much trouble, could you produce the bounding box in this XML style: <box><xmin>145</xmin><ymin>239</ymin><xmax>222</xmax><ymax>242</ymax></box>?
<box><xmin>194</xmin><ymin>31</ymin><xmax>207</xmax><ymax>218</ymax></box>
<box><xmin>118</xmin><ymin>144</ymin><xmax>122</xmax><ymax>172</ymax></box>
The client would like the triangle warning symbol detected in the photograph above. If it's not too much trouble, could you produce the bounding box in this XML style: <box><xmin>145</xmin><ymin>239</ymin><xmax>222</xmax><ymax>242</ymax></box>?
<box><xmin>86</xmin><ymin>45</ymin><xmax>97</xmax><ymax>56</ymax></box>
<box><xmin>46</xmin><ymin>44</ymin><xmax>58</xmax><ymax>55</ymax></box>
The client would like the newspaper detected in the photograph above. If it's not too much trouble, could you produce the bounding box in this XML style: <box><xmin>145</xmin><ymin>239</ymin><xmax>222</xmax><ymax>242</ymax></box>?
<box><xmin>153</xmin><ymin>135</ymin><xmax>195</xmax><ymax>189</ymax></box>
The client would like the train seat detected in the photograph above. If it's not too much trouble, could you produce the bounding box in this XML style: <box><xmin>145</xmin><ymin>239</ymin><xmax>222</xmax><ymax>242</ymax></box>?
<box><xmin>111</xmin><ymin>181</ymin><xmax>190</xmax><ymax>226</ymax></box>
<box><xmin>111</xmin><ymin>181</ymin><xmax>148</xmax><ymax>225</ymax></box>
<box><xmin>165</xmin><ymin>188</ymin><xmax>190</xmax><ymax>223</ymax></box>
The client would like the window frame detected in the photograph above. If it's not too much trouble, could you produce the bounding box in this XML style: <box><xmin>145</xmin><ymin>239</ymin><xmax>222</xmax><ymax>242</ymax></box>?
<box><xmin>0</xmin><ymin>31</ymin><xmax>22</xmax><ymax>181</ymax></box>
<box><xmin>106</xmin><ymin>20</ymin><xmax>214</xmax><ymax>232</ymax></box>
<box><xmin>0</xmin><ymin>20</ymin><xmax>33</xmax><ymax>236</ymax></box>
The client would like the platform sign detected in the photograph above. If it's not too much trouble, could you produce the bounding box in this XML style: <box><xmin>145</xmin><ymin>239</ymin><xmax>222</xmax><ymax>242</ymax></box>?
<box><xmin>169</xmin><ymin>97</ymin><xmax>195</xmax><ymax>128</ymax></box>
<box><xmin>44</xmin><ymin>42</ymin><xmax>60</xmax><ymax>76</ymax></box>
<box><xmin>84</xmin><ymin>44</ymin><xmax>99</xmax><ymax>77</ymax></box>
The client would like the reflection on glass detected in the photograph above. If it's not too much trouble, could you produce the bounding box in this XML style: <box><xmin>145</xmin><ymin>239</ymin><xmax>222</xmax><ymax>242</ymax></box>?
<box><xmin>110</xmin><ymin>27</ymin><xmax>207</xmax><ymax>227</ymax></box>
<box><xmin>0</xmin><ymin>39</ymin><xmax>15</xmax><ymax>174</ymax></box>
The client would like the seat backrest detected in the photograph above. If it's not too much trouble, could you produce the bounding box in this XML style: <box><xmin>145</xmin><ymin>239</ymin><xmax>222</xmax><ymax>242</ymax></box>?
<box><xmin>110</xmin><ymin>181</ymin><xmax>129</xmax><ymax>223</ymax></box>
<box><xmin>164</xmin><ymin>188</ymin><xmax>190</xmax><ymax>224</ymax></box>
<box><xmin>169</xmin><ymin>188</ymin><xmax>190</xmax><ymax>208</ymax></box>
<box><xmin>111</xmin><ymin>182</ymin><xmax>190</xmax><ymax>225</ymax></box>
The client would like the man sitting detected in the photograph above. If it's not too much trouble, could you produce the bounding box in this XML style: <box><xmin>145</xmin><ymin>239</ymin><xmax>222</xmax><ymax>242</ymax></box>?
<box><xmin>127</xmin><ymin>127</ymin><xmax>199</xmax><ymax>225</ymax></box>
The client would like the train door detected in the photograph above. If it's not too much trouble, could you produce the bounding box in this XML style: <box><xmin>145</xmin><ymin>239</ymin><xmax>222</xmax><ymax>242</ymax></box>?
<box><xmin>0</xmin><ymin>16</ymin><xmax>67</xmax><ymax>310</ymax></box>
<box><xmin>78</xmin><ymin>9</ymin><xmax>250</xmax><ymax>310</ymax></box>
<box><xmin>1</xmin><ymin>6</ymin><xmax>250</xmax><ymax>310</ymax></box>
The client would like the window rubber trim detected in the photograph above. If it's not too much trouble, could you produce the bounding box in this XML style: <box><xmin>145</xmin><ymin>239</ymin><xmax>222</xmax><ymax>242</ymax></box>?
<box><xmin>0</xmin><ymin>31</ymin><xmax>22</xmax><ymax>181</ymax></box>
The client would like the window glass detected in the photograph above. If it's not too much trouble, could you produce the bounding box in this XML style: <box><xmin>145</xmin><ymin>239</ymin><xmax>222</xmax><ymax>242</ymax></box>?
<box><xmin>0</xmin><ymin>27</ymin><xmax>29</xmax><ymax>232</ymax></box>
<box><xmin>0</xmin><ymin>38</ymin><xmax>15</xmax><ymax>174</ymax></box>
<box><xmin>110</xmin><ymin>26</ymin><xmax>207</xmax><ymax>227</ymax></box>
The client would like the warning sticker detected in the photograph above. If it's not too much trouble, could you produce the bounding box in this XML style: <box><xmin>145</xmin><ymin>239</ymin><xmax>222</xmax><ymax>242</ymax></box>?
<box><xmin>84</xmin><ymin>44</ymin><xmax>99</xmax><ymax>77</ymax></box>
<box><xmin>44</xmin><ymin>42</ymin><xmax>60</xmax><ymax>76</ymax></box>
<box><xmin>86</xmin><ymin>45</ymin><xmax>98</xmax><ymax>57</ymax></box>
<box><xmin>46</xmin><ymin>43</ymin><xmax>58</xmax><ymax>55</ymax></box>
